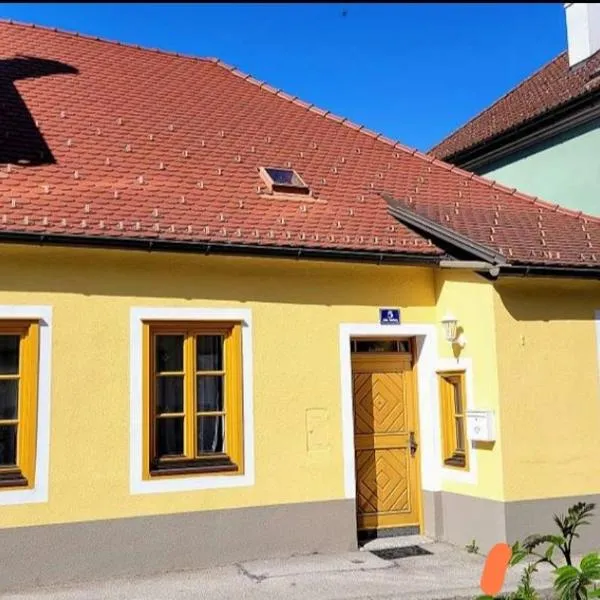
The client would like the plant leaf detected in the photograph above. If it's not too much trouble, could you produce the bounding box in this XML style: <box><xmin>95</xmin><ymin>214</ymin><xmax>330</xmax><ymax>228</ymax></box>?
<box><xmin>514</xmin><ymin>563</ymin><xmax>541</xmax><ymax>600</ymax></box>
<box><xmin>555</xmin><ymin>564</ymin><xmax>589</xmax><ymax>600</ymax></box>
<box><xmin>522</xmin><ymin>534</ymin><xmax>558</xmax><ymax>551</ymax></box>
<box><xmin>553</xmin><ymin>514</ymin><xmax>566</xmax><ymax>533</ymax></box>
<box><xmin>510</xmin><ymin>549</ymin><xmax>529</xmax><ymax>566</ymax></box>
<box><xmin>581</xmin><ymin>553</ymin><xmax>600</xmax><ymax>580</ymax></box>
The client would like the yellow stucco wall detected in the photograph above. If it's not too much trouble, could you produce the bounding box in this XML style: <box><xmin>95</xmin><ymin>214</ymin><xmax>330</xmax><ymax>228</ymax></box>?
<box><xmin>0</xmin><ymin>243</ymin><xmax>447</xmax><ymax>529</ymax></box>
<box><xmin>6</xmin><ymin>242</ymin><xmax>593</xmax><ymax>530</ymax></box>
<box><xmin>434</xmin><ymin>270</ymin><xmax>505</xmax><ymax>501</ymax></box>
<box><xmin>494</xmin><ymin>277</ymin><xmax>600</xmax><ymax>501</ymax></box>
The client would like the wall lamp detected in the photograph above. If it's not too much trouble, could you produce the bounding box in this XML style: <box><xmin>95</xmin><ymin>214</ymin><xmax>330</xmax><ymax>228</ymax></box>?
<box><xmin>441</xmin><ymin>312</ymin><xmax>467</xmax><ymax>349</ymax></box>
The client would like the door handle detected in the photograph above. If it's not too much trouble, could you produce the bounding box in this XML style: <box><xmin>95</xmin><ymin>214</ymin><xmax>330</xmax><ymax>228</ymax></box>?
<box><xmin>409</xmin><ymin>431</ymin><xmax>418</xmax><ymax>457</ymax></box>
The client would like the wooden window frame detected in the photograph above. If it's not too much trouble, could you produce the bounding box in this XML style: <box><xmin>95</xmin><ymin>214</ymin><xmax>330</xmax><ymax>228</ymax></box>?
<box><xmin>438</xmin><ymin>370</ymin><xmax>469</xmax><ymax>470</ymax></box>
<box><xmin>142</xmin><ymin>320</ymin><xmax>243</xmax><ymax>479</ymax></box>
<box><xmin>0</xmin><ymin>320</ymin><xmax>39</xmax><ymax>489</ymax></box>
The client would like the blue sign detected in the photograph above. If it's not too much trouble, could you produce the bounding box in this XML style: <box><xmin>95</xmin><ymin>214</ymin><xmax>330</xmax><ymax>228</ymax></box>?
<box><xmin>379</xmin><ymin>308</ymin><xmax>400</xmax><ymax>325</ymax></box>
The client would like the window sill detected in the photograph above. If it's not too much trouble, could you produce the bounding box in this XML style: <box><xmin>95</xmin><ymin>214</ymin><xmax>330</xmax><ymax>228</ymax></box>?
<box><xmin>149</xmin><ymin>457</ymin><xmax>239</xmax><ymax>478</ymax></box>
<box><xmin>0</xmin><ymin>470</ymin><xmax>29</xmax><ymax>489</ymax></box>
<box><xmin>443</xmin><ymin>454</ymin><xmax>467</xmax><ymax>470</ymax></box>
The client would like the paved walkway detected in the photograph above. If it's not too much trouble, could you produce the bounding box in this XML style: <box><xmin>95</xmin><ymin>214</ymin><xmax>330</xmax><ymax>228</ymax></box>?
<box><xmin>3</xmin><ymin>536</ymin><xmax>556</xmax><ymax>600</ymax></box>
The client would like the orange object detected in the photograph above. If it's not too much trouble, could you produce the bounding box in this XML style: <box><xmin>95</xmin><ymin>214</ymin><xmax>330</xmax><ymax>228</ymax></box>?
<box><xmin>480</xmin><ymin>542</ymin><xmax>512</xmax><ymax>596</ymax></box>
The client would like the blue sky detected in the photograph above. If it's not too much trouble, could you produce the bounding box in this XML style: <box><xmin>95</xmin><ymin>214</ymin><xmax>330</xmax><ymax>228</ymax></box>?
<box><xmin>1</xmin><ymin>3</ymin><xmax>566</xmax><ymax>151</ymax></box>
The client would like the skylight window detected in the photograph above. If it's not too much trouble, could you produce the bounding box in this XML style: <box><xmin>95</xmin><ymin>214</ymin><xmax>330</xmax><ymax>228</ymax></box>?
<box><xmin>259</xmin><ymin>167</ymin><xmax>310</xmax><ymax>196</ymax></box>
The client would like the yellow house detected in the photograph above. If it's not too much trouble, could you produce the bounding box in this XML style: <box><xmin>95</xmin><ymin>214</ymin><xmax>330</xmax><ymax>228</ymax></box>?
<box><xmin>1</xmin><ymin>20</ymin><xmax>600</xmax><ymax>592</ymax></box>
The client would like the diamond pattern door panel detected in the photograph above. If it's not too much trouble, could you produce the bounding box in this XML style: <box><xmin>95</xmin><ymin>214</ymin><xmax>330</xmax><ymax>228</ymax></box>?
<box><xmin>352</xmin><ymin>354</ymin><xmax>420</xmax><ymax>531</ymax></box>
<box><xmin>356</xmin><ymin>448</ymin><xmax>410</xmax><ymax>515</ymax></box>
<box><xmin>354</xmin><ymin>373</ymin><xmax>406</xmax><ymax>435</ymax></box>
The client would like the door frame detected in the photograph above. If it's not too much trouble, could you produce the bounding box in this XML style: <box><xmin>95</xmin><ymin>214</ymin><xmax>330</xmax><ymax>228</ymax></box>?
<box><xmin>339</xmin><ymin>323</ymin><xmax>440</xmax><ymax>536</ymax></box>
<box><xmin>350</xmin><ymin>339</ymin><xmax>422</xmax><ymax>533</ymax></box>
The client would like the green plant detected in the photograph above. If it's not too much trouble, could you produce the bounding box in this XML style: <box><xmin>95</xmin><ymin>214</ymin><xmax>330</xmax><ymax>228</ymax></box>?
<box><xmin>476</xmin><ymin>564</ymin><xmax>539</xmax><ymax>600</ymax></box>
<box><xmin>512</xmin><ymin>563</ymin><xmax>541</xmax><ymax>600</ymax></box>
<box><xmin>513</xmin><ymin>502</ymin><xmax>596</xmax><ymax>568</ymax></box>
<box><xmin>475</xmin><ymin>502</ymin><xmax>600</xmax><ymax>600</ymax></box>
<box><xmin>554</xmin><ymin>554</ymin><xmax>600</xmax><ymax>599</ymax></box>
<box><xmin>466</xmin><ymin>539</ymin><xmax>480</xmax><ymax>554</ymax></box>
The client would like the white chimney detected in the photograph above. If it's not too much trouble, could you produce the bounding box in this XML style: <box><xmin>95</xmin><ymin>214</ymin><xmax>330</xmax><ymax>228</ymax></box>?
<box><xmin>565</xmin><ymin>3</ymin><xmax>600</xmax><ymax>67</ymax></box>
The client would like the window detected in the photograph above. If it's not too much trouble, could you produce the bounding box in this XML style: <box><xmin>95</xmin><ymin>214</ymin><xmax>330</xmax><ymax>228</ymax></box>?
<box><xmin>438</xmin><ymin>371</ymin><xmax>468</xmax><ymax>469</ymax></box>
<box><xmin>259</xmin><ymin>166</ymin><xmax>310</xmax><ymax>195</ymax></box>
<box><xmin>351</xmin><ymin>339</ymin><xmax>411</xmax><ymax>353</ymax></box>
<box><xmin>0</xmin><ymin>321</ymin><xmax>39</xmax><ymax>489</ymax></box>
<box><xmin>143</xmin><ymin>321</ymin><xmax>243</xmax><ymax>478</ymax></box>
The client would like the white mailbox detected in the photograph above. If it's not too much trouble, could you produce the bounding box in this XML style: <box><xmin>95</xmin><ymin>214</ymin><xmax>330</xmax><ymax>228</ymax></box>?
<box><xmin>466</xmin><ymin>410</ymin><xmax>496</xmax><ymax>442</ymax></box>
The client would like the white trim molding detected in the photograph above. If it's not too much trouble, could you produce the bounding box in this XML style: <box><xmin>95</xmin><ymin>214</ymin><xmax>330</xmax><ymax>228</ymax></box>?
<box><xmin>339</xmin><ymin>323</ymin><xmax>441</xmax><ymax>499</ymax></box>
<box><xmin>435</xmin><ymin>357</ymin><xmax>478</xmax><ymax>485</ymax></box>
<box><xmin>0</xmin><ymin>305</ymin><xmax>52</xmax><ymax>506</ymax></box>
<box><xmin>129</xmin><ymin>307</ymin><xmax>255</xmax><ymax>494</ymax></box>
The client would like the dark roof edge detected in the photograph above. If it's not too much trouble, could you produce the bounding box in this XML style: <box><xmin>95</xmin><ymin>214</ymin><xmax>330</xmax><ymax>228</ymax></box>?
<box><xmin>497</xmin><ymin>264</ymin><xmax>600</xmax><ymax>280</ymax></box>
<box><xmin>438</xmin><ymin>88</ymin><xmax>600</xmax><ymax>167</ymax></box>
<box><xmin>0</xmin><ymin>230</ymin><xmax>442</xmax><ymax>267</ymax></box>
<box><xmin>382</xmin><ymin>194</ymin><xmax>508</xmax><ymax>265</ymax></box>
<box><xmin>1</xmin><ymin>229</ymin><xmax>598</xmax><ymax>279</ymax></box>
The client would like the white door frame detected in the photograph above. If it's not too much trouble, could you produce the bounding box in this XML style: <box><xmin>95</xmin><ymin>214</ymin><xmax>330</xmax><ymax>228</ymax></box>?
<box><xmin>339</xmin><ymin>323</ymin><xmax>442</xmax><ymax>503</ymax></box>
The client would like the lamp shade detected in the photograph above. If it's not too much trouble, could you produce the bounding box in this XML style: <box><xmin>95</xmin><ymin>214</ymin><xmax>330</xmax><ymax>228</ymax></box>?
<box><xmin>441</xmin><ymin>313</ymin><xmax>458</xmax><ymax>342</ymax></box>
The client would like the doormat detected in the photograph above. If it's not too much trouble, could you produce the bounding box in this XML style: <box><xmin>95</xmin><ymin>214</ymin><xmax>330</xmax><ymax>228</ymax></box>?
<box><xmin>370</xmin><ymin>545</ymin><xmax>433</xmax><ymax>560</ymax></box>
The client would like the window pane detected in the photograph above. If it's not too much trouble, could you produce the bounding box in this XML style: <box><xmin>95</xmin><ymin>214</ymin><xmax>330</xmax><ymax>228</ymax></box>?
<box><xmin>197</xmin><ymin>416</ymin><xmax>224</xmax><ymax>454</ymax></box>
<box><xmin>155</xmin><ymin>335</ymin><xmax>184</xmax><ymax>372</ymax></box>
<box><xmin>0</xmin><ymin>335</ymin><xmax>19</xmax><ymax>375</ymax></box>
<box><xmin>352</xmin><ymin>340</ymin><xmax>409</xmax><ymax>353</ymax></box>
<box><xmin>156</xmin><ymin>376</ymin><xmax>184</xmax><ymax>414</ymax></box>
<box><xmin>156</xmin><ymin>417</ymin><xmax>184</xmax><ymax>457</ymax></box>
<box><xmin>452</xmin><ymin>381</ymin><xmax>463</xmax><ymax>414</ymax></box>
<box><xmin>455</xmin><ymin>417</ymin><xmax>465</xmax><ymax>452</ymax></box>
<box><xmin>265</xmin><ymin>167</ymin><xmax>297</xmax><ymax>185</ymax></box>
<box><xmin>196</xmin><ymin>335</ymin><xmax>223</xmax><ymax>371</ymax></box>
<box><xmin>0</xmin><ymin>379</ymin><xmax>18</xmax><ymax>420</ymax></box>
<box><xmin>0</xmin><ymin>425</ymin><xmax>17</xmax><ymax>466</ymax></box>
<box><xmin>196</xmin><ymin>375</ymin><xmax>223</xmax><ymax>412</ymax></box>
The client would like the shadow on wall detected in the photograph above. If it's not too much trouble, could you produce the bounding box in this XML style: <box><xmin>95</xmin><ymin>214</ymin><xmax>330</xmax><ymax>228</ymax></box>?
<box><xmin>0</xmin><ymin>246</ymin><xmax>437</xmax><ymax>308</ymax></box>
<box><xmin>0</xmin><ymin>55</ymin><xmax>78</xmax><ymax>166</ymax></box>
<box><xmin>496</xmin><ymin>282</ymin><xmax>600</xmax><ymax>322</ymax></box>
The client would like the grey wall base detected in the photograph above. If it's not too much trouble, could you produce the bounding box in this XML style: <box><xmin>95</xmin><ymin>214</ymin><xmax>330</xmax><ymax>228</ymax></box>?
<box><xmin>0</xmin><ymin>499</ymin><xmax>357</xmax><ymax>594</ymax></box>
<box><xmin>3</xmin><ymin>492</ymin><xmax>599</xmax><ymax>594</ymax></box>
<box><xmin>424</xmin><ymin>491</ymin><xmax>600</xmax><ymax>554</ymax></box>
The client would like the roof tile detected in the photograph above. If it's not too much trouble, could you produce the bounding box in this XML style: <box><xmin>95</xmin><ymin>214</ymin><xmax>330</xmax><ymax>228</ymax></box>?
<box><xmin>0</xmin><ymin>20</ymin><xmax>599</xmax><ymax>267</ymax></box>
<box><xmin>431</xmin><ymin>49</ymin><xmax>600</xmax><ymax>159</ymax></box>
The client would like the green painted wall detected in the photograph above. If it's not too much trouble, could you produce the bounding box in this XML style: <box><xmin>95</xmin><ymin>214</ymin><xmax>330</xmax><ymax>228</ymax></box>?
<box><xmin>478</xmin><ymin>117</ymin><xmax>600</xmax><ymax>217</ymax></box>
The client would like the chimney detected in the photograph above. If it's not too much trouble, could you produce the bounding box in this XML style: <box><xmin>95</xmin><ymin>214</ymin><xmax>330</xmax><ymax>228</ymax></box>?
<box><xmin>565</xmin><ymin>3</ymin><xmax>600</xmax><ymax>67</ymax></box>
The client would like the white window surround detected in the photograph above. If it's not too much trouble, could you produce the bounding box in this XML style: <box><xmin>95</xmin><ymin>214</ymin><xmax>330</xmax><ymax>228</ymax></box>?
<box><xmin>435</xmin><ymin>357</ymin><xmax>478</xmax><ymax>485</ymax></box>
<box><xmin>0</xmin><ymin>305</ymin><xmax>52</xmax><ymax>506</ymax></box>
<box><xmin>129</xmin><ymin>307</ymin><xmax>255</xmax><ymax>495</ymax></box>
<box><xmin>339</xmin><ymin>323</ymin><xmax>443</xmax><ymax>497</ymax></box>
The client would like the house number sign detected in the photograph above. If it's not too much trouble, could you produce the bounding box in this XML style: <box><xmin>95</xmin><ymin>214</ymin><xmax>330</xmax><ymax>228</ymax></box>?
<box><xmin>379</xmin><ymin>308</ymin><xmax>400</xmax><ymax>325</ymax></box>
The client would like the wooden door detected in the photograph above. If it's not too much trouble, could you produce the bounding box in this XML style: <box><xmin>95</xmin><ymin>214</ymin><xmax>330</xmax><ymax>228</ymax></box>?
<box><xmin>352</xmin><ymin>347</ymin><xmax>420</xmax><ymax>532</ymax></box>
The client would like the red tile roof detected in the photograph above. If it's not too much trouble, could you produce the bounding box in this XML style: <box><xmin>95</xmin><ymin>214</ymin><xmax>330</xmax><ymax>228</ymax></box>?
<box><xmin>430</xmin><ymin>49</ymin><xmax>600</xmax><ymax>161</ymax></box>
<box><xmin>1</xmin><ymin>20</ymin><xmax>600</xmax><ymax>269</ymax></box>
